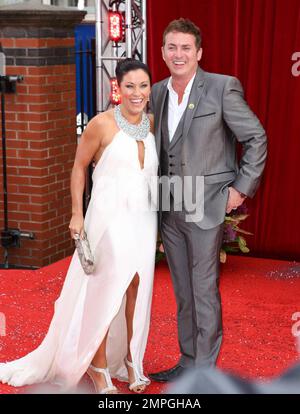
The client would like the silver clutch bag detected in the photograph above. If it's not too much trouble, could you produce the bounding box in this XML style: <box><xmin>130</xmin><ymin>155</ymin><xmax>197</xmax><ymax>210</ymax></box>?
<box><xmin>74</xmin><ymin>231</ymin><xmax>95</xmax><ymax>275</ymax></box>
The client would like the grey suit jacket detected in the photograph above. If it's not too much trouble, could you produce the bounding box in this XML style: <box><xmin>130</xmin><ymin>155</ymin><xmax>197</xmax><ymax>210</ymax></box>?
<box><xmin>150</xmin><ymin>67</ymin><xmax>267</xmax><ymax>229</ymax></box>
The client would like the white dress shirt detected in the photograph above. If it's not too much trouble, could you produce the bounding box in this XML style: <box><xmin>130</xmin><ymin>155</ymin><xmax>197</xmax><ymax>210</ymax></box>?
<box><xmin>167</xmin><ymin>73</ymin><xmax>196</xmax><ymax>141</ymax></box>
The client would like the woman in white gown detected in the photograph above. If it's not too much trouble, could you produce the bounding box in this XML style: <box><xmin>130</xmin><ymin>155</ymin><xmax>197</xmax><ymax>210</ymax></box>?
<box><xmin>0</xmin><ymin>59</ymin><xmax>158</xmax><ymax>394</ymax></box>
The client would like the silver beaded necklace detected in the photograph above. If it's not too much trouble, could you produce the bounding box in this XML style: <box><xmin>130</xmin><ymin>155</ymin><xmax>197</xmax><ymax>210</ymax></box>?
<box><xmin>114</xmin><ymin>104</ymin><xmax>150</xmax><ymax>141</ymax></box>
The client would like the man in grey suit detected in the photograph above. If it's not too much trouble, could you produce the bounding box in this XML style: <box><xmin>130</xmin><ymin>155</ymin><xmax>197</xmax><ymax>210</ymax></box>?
<box><xmin>149</xmin><ymin>18</ymin><xmax>267</xmax><ymax>382</ymax></box>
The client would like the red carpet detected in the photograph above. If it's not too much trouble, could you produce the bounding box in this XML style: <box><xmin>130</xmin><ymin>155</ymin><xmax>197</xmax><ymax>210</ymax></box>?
<box><xmin>0</xmin><ymin>255</ymin><xmax>299</xmax><ymax>394</ymax></box>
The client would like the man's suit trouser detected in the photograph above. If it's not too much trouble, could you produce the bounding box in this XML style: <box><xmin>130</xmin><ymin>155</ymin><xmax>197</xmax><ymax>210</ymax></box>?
<box><xmin>161</xmin><ymin>208</ymin><xmax>224</xmax><ymax>368</ymax></box>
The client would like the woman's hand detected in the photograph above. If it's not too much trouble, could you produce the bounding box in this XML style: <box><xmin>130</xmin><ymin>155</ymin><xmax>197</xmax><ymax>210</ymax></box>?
<box><xmin>69</xmin><ymin>213</ymin><xmax>85</xmax><ymax>239</ymax></box>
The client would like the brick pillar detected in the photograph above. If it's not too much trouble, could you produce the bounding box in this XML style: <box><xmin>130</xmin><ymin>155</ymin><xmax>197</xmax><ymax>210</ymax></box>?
<box><xmin>0</xmin><ymin>1</ymin><xmax>86</xmax><ymax>268</ymax></box>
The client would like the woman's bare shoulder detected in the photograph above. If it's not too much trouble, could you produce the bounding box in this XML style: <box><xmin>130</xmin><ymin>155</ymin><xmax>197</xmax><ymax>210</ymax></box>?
<box><xmin>85</xmin><ymin>110</ymin><xmax>114</xmax><ymax>133</ymax></box>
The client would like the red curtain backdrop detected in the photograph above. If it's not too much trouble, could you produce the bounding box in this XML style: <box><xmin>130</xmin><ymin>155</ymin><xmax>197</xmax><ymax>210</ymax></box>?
<box><xmin>147</xmin><ymin>0</ymin><xmax>300</xmax><ymax>261</ymax></box>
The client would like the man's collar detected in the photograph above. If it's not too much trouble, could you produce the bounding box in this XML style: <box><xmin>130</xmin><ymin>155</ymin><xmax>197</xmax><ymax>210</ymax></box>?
<box><xmin>167</xmin><ymin>72</ymin><xmax>197</xmax><ymax>95</ymax></box>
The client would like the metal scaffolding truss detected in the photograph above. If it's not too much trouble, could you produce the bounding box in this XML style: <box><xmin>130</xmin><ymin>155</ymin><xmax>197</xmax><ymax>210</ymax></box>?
<box><xmin>95</xmin><ymin>0</ymin><xmax>147</xmax><ymax>113</ymax></box>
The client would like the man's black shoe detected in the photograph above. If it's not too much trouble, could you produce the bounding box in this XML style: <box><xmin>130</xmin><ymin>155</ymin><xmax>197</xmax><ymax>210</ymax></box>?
<box><xmin>149</xmin><ymin>364</ymin><xmax>187</xmax><ymax>383</ymax></box>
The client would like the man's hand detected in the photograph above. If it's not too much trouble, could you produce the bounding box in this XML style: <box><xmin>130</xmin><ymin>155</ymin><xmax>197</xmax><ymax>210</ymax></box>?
<box><xmin>226</xmin><ymin>186</ymin><xmax>246</xmax><ymax>214</ymax></box>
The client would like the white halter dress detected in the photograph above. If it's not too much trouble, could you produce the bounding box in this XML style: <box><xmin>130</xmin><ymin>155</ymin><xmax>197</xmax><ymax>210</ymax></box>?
<box><xmin>0</xmin><ymin>128</ymin><xmax>159</xmax><ymax>390</ymax></box>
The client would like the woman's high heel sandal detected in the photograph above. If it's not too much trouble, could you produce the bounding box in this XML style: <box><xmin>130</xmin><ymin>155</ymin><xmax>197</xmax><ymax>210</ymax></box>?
<box><xmin>124</xmin><ymin>357</ymin><xmax>148</xmax><ymax>393</ymax></box>
<box><xmin>87</xmin><ymin>364</ymin><xmax>118</xmax><ymax>394</ymax></box>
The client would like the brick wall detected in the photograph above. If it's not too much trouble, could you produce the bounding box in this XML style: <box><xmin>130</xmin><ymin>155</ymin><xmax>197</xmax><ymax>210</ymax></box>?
<box><xmin>0</xmin><ymin>4</ymin><xmax>86</xmax><ymax>268</ymax></box>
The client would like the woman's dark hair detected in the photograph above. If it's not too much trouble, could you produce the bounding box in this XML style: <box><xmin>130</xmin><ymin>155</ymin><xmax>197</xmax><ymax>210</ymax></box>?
<box><xmin>115</xmin><ymin>58</ymin><xmax>152</xmax><ymax>85</ymax></box>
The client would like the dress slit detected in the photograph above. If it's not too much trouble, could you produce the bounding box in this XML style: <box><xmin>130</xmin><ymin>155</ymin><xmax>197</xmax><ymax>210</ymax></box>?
<box><xmin>0</xmin><ymin>130</ymin><xmax>158</xmax><ymax>390</ymax></box>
